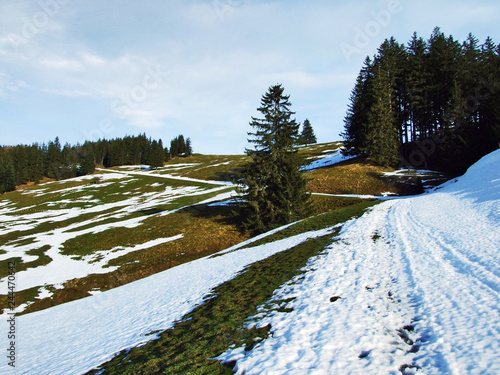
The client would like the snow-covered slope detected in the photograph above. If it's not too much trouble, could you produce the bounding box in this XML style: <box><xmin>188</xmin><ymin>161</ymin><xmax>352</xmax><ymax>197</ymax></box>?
<box><xmin>220</xmin><ymin>150</ymin><xmax>500</xmax><ymax>374</ymax></box>
<box><xmin>300</xmin><ymin>147</ymin><xmax>354</xmax><ymax>171</ymax></box>
<box><xmin>2</xmin><ymin>150</ymin><xmax>499</xmax><ymax>374</ymax></box>
<box><xmin>0</xmin><ymin>226</ymin><xmax>335</xmax><ymax>375</ymax></box>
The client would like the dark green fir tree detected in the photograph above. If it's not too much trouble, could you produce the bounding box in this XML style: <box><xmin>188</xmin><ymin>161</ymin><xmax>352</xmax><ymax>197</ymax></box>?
<box><xmin>364</xmin><ymin>65</ymin><xmax>400</xmax><ymax>166</ymax></box>
<box><xmin>177</xmin><ymin>135</ymin><xmax>186</xmax><ymax>155</ymax></box>
<box><xmin>341</xmin><ymin>56</ymin><xmax>374</xmax><ymax>157</ymax></box>
<box><xmin>300</xmin><ymin>118</ymin><xmax>317</xmax><ymax>145</ymax></box>
<box><xmin>148</xmin><ymin>139</ymin><xmax>165</xmax><ymax>169</ymax></box>
<box><xmin>45</xmin><ymin>136</ymin><xmax>63</xmax><ymax>179</ymax></box>
<box><xmin>0</xmin><ymin>160</ymin><xmax>16</xmax><ymax>194</ymax></box>
<box><xmin>185</xmin><ymin>138</ymin><xmax>193</xmax><ymax>156</ymax></box>
<box><xmin>239</xmin><ymin>84</ymin><xmax>310</xmax><ymax>233</ymax></box>
<box><xmin>78</xmin><ymin>147</ymin><xmax>96</xmax><ymax>176</ymax></box>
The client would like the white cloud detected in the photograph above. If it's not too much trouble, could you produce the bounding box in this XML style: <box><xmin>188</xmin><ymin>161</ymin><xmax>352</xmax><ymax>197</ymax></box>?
<box><xmin>39</xmin><ymin>56</ymin><xmax>84</xmax><ymax>71</ymax></box>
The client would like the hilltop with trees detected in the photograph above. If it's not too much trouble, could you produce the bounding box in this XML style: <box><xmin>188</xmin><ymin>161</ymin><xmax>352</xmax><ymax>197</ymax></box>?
<box><xmin>170</xmin><ymin>135</ymin><xmax>193</xmax><ymax>158</ymax></box>
<box><xmin>0</xmin><ymin>133</ymin><xmax>192</xmax><ymax>193</ymax></box>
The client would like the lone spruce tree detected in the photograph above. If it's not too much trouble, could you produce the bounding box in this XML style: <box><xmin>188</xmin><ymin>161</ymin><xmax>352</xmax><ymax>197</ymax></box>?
<box><xmin>300</xmin><ymin>118</ymin><xmax>317</xmax><ymax>145</ymax></box>
<box><xmin>239</xmin><ymin>84</ymin><xmax>310</xmax><ymax>233</ymax></box>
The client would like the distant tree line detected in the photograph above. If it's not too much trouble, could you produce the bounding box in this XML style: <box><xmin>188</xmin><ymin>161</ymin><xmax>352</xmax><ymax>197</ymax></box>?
<box><xmin>0</xmin><ymin>133</ymin><xmax>193</xmax><ymax>193</ymax></box>
<box><xmin>342</xmin><ymin>27</ymin><xmax>500</xmax><ymax>174</ymax></box>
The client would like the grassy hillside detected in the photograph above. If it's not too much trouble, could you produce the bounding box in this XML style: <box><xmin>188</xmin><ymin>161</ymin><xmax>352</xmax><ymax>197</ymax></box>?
<box><xmin>299</xmin><ymin>142</ymin><xmax>444</xmax><ymax>196</ymax></box>
<box><xmin>87</xmin><ymin>200</ymin><xmax>379</xmax><ymax>375</ymax></box>
<box><xmin>0</xmin><ymin>170</ymin><xmax>243</xmax><ymax>314</ymax></box>
<box><xmin>155</xmin><ymin>154</ymin><xmax>248</xmax><ymax>181</ymax></box>
<box><xmin>161</xmin><ymin>142</ymin><xmax>444</xmax><ymax>195</ymax></box>
<box><xmin>0</xmin><ymin>142</ymin><xmax>443</xmax><ymax>316</ymax></box>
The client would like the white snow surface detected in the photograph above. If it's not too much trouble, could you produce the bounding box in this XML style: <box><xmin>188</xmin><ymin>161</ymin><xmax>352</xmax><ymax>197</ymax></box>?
<box><xmin>219</xmin><ymin>150</ymin><xmax>500</xmax><ymax>374</ymax></box>
<box><xmin>2</xmin><ymin>150</ymin><xmax>499</xmax><ymax>374</ymax></box>
<box><xmin>301</xmin><ymin>148</ymin><xmax>355</xmax><ymax>171</ymax></box>
<box><xmin>98</xmin><ymin>167</ymin><xmax>232</xmax><ymax>186</ymax></box>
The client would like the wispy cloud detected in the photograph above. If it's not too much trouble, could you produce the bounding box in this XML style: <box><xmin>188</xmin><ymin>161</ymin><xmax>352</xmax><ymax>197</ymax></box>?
<box><xmin>0</xmin><ymin>72</ymin><xmax>27</xmax><ymax>96</ymax></box>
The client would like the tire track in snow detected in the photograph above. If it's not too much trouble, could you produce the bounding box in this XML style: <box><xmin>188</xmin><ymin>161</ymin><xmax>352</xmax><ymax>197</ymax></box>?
<box><xmin>388</xmin><ymin>196</ymin><xmax>500</xmax><ymax>374</ymax></box>
<box><xmin>388</xmin><ymin>198</ymin><xmax>453</xmax><ymax>374</ymax></box>
<box><xmin>403</xmin><ymin>195</ymin><xmax>500</xmax><ymax>310</ymax></box>
<box><xmin>405</xmin><ymin>194</ymin><xmax>500</xmax><ymax>294</ymax></box>
<box><xmin>225</xmin><ymin>186</ymin><xmax>499</xmax><ymax>374</ymax></box>
<box><xmin>225</xmin><ymin>202</ymin><xmax>420</xmax><ymax>374</ymax></box>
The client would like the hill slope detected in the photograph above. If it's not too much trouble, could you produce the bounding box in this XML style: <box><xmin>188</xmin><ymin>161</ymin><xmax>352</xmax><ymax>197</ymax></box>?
<box><xmin>0</xmin><ymin>147</ymin><xmax>498</xmax><ymax>374</ymax></box>
<box><xmin>220</xmin><ymin>150</ymin><xmax>500</xmax><ymax>374</ymax></box>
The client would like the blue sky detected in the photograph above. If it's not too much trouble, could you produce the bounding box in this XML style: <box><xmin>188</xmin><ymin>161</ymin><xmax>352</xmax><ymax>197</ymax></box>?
<box><xmin>1</xmin><ymin>0</ymin><xmax>499</xmax><ymax>154</ymax></box>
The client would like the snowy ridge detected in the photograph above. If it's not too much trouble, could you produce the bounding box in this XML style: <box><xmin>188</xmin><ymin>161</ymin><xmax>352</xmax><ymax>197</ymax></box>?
<box><xmin>219</xmin><ymin>150</ymin><xmax>500</xmax><ymax>374</ymax></box>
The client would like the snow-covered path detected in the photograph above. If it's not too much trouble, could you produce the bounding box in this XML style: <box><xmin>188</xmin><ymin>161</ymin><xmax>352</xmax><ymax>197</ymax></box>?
<box><xmin>221</xmin><ymin>151</ymin><xmax>500</xmax><ymax>374</ymax></box>
<box><xmin>387</xmin><ymin>193</ymin><xmax>500</xmax><ymax>373</ymax></box>
<box><xmin>97</xmin><ymin>167</ymin><xmax>233</xmax><ymax>186</ymax></box>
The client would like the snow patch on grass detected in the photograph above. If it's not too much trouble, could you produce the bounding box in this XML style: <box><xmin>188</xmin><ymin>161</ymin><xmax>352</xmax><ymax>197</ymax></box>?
<box><xmin>301</xmin><ymin>149</ymin><xmax>355</xmax><ymax>171</ymax></box>
<box><xmin>0</xmin><ymin>227</ymin><xmax>335</xmax><ymax>375</ymax></box>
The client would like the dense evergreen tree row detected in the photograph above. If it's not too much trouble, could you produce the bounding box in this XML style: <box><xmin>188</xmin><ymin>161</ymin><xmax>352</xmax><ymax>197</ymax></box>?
<box><xmin>0</xmin><ymin>133</ymin><xmax>192</xmax><ymax>193</ymax></box>
<box><xmin>342</xmin><ymin>28</ymin><xmax>500</xmax><ymax>174</ymax></box>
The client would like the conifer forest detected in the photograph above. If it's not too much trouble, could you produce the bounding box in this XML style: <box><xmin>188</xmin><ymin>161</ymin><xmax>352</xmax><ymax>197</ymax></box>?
<box><xmin>342</xmin><ymin>28</ymin><xmax>500</xmax><ymax>174</ymax></box>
